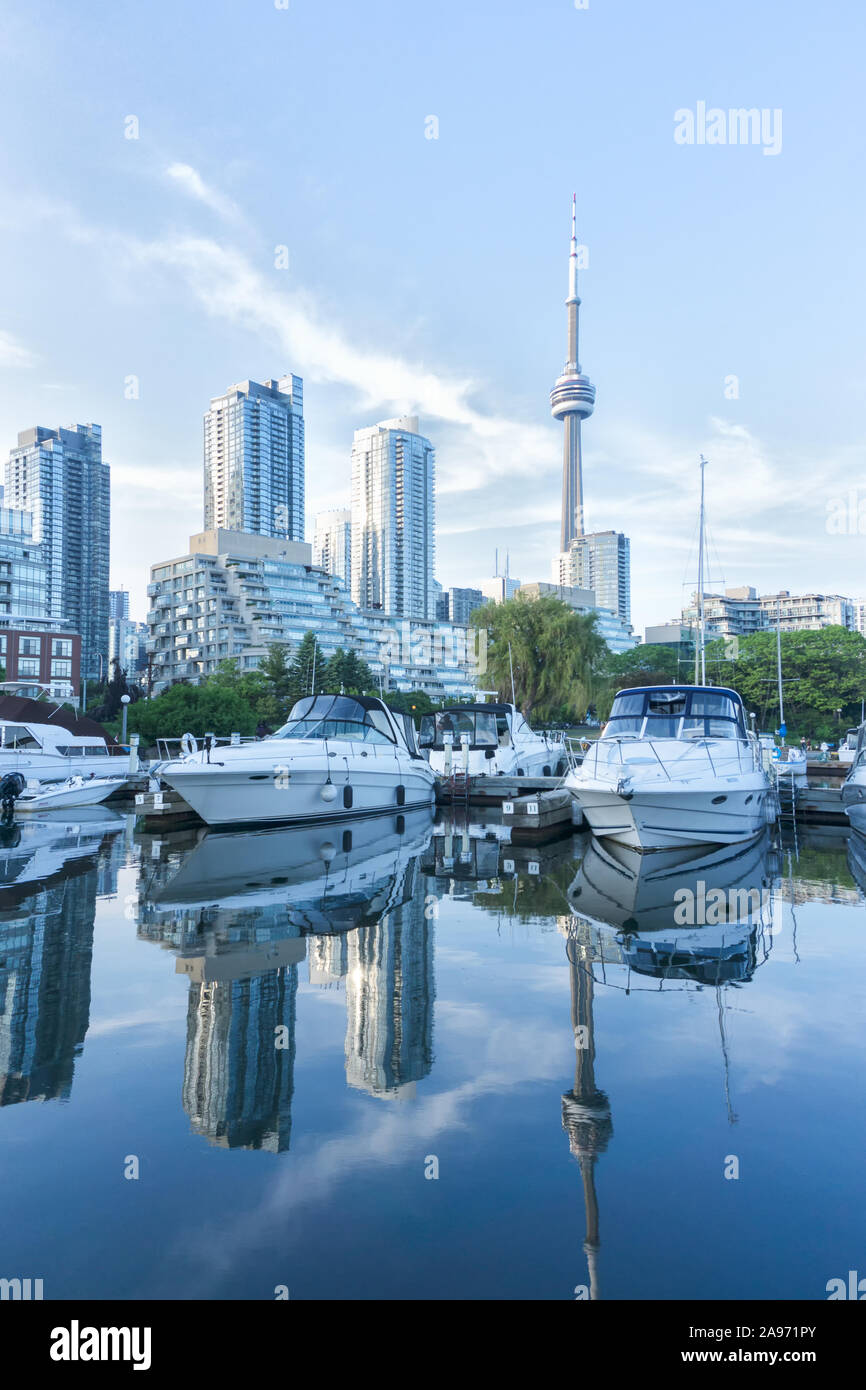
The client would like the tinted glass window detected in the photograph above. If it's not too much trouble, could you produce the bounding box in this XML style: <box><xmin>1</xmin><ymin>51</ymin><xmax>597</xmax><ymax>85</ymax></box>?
<box><xmin>609</xmin><ymin>693</ymin><xmax>646</xmax><ymax>718</ymax></box>
<box><xmin>689</xmin><ymin>693</ymin><xmax>738</xmax><ymax>719</ymax></box>
<box><xmin>647</xmin><ymin>691</ymin><xmax>688</xmax><ymax>716</ymax></box>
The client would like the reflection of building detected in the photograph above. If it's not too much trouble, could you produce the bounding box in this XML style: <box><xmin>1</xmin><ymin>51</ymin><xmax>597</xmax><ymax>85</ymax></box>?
<box><xmin>344</xmin><ymin>863</ymin><xmax>434</xmax><ymax>1098</ymax></box>
<box><xmin>182</xmin><ymin>963</ymin><xmax>300</xmax><ymax>1152</ymax></box>
<box><xmin>308</xmin><ymin>933</ymin><xmax>349</xmax><ymax>986</ymax></box>
<box><xmin>0</xmin><ymin>868</ymin><xmax>97</xmax><ymax>1105</ymax></box>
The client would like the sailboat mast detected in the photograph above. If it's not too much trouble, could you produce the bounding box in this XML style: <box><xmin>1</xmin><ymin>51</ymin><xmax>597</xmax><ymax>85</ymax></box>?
<box><xmin>776</xmin><ymin>597</ymin><xmax>784</xmax><ymax>732</ymax></box>
<box><xmin>696</xmin><ymin>456</ymin><xmax>707</xmax><ymax>685</ymax></box>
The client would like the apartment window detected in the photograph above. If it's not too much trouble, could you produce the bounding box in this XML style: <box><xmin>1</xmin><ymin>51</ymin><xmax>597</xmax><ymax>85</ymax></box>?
<box><xmin>17</xmin><ymin>657</ymin><xmax>40</xmax><ymax>677</ymax></box>
<box><xmin>51</xmin><ymin>659</ymin><xmax>72</xmax><ymax>678</ymax></box>
<box><xmin>52</xmin><ymin>638</ymin><xmax>73</xmax><ymax>658</ymax></box>
<box><xmin>18</xmin><ymin>636</ymin><xmax>41</xmax><ymax>657</ymax></box>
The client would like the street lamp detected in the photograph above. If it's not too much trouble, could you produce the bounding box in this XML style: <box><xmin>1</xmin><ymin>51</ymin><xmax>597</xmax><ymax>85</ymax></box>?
<box><xmin>121</xmin><ymin>693</ymin><xmax>131</xmax><ymax>743</ymax></box>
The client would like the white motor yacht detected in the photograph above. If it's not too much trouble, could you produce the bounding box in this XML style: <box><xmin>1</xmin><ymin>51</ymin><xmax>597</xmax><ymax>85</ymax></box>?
<box><xmin>841</xmin><ymin>722</ymin><xmax>866</xmax><ymax>831</ymax></box>
<box><xmin>419</xmin><ymin>702</ymin><xmax>564</xmax><ymax>778</ymax></box>
<box><xmin>0</xmin><ymin>716</ymin><xmax>120</xmax><ymax>782</ymax></box>
<box><xmin>157</xmin><ymin>694</ymin><xmax>437</xmax><ymax>828</ymax></box>
<box><xmin>565</xmin><ymin>685</ymin><xmax>772</xmax><ymax>850</ymax></box>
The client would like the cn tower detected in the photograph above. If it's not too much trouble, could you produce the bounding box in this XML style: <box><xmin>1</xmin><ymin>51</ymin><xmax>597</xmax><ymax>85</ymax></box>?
<box><xmin>550</xmin><ymin>195</ymin><xmax>596</xmax><ymax>551</ymax></box>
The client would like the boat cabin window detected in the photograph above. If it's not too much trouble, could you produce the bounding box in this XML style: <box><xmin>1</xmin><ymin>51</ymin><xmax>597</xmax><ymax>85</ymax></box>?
<box><xmin>273</xmin><ymin>695</ymin><xmax>396</xmax><ymax>745</ymax></box>
<box><xmin>603</xmin><ymin>692</ymin><xmax>647</xmax><ymax>735</ymax></box>
<box><xmin>56</xmin><ymin>744</ymin><xmax>109</xmax><ymax>756</ymax></box>
<box><xmin>1</xmin><ymin>724</ymin><xmax>42</xmax><ymax>750</ymax></box>
<box><xmin>419</xmin><ymin>709</ymin><xmax>498</xmax><ymax>750</ymax></box>
<box><xmin>602</xmin><ymin>689</ymin><xmax>745</xmax><ymax>740</ymax></box>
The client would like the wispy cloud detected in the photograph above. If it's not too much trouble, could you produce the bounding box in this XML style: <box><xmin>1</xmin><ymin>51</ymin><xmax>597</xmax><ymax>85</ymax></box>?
<box><xmin>0</xmin><ymin>329</ymin><xmax>36</xmax><ymax>368</ymax></box>
<box><xmin>165</xmin><ymin>162</ymin><xmax>245</xmax><ymax>226</ymax></box>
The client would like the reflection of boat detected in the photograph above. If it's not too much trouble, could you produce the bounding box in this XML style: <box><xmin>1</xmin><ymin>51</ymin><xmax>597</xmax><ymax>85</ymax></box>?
<box><xmin>420</xmin><ymin>703</ymin><xmax>564</xmax><ymax>777</ymax></box>
<box><xmin>139</xmin><ymin>809</ymin><xmax>434</xmax><ymax>937</ymax></box>
<box><xmin>566</xmin><ymin>685</ymin><xmax>771</xmax><ymax>850</ymax></box>
<box><xmin>158</xmin><ymin>694</ymin><xmax>436</xmax><ymax>827</ymax></box>
<box><xmin>845</xmin><ymin>828</ymin><xmax>866</xmax><ymax>893</ymax></box>
<box><xmin>0</xmin><ymin>810</ymin><xmax>124</xmax><ymax>895</ymax></box>
<box><xmin>13</xmin><ymin>775</ymin><xmax>127</xmax><ymax>812</ymax></box>
<box><xmin>567</xmin><ymin>832</ymin><xmax>776</xmax><ymax>935</ymax></box>
<box><xmin>567</xmin><ymin>833</ymin><xmax>778</xmax><ymax>987</ymax></box>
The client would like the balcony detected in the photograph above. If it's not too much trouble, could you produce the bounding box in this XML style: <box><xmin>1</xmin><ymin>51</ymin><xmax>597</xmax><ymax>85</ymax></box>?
<box><xmin>146</xmin><ymin>582</ymin><xmax>162</xmax><ymax>597</ymax></box>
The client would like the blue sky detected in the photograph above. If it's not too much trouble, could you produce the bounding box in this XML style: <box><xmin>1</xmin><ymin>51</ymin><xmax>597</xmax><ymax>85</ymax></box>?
<box><xmin>0</xmin><ymin>0</ymin><xmax>863</xmax><ymax>629</ymax></box>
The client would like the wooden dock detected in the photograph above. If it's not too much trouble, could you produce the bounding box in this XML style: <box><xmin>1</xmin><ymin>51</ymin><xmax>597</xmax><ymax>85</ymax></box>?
<box><xmin>133</xmin><ymin>787</ymin><xmax>203</xmax><ymax>829</ymax></box>
<box><xmin>436</xmin><ymin>774</ymin><xmax>566</xmax><ymax>806</ymax></box>
<box><xmin>501</xmin><ymin>789</ymin><xmax>583</xmax><ymax>840</ymax></box>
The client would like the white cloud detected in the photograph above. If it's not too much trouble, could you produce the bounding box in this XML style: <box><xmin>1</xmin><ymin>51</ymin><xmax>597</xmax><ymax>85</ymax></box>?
<box><xmin>165</xmin><ymin>162</ymin><xmax>245</xmax><ymax>226</ymax></box>
<box><xmin>0</xmin><ymin>329</ymin><xmax>36</xmax><ymax>368</ymax></box>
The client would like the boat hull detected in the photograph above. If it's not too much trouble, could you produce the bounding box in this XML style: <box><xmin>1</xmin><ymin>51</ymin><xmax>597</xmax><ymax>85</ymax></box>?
<box><xmin>161</xmin><ymin>759</ymin><xmax>436</xmax><ymax>827</ymax></box>
<box><xmin>567</xmin><ymin>777</ymin><xmax>770</xmax><ymax>850</ymax></box>
<box><xmin>842</xmin><ymin>773</ymin><xmax>866</xmax><ymax>832</ymax></box>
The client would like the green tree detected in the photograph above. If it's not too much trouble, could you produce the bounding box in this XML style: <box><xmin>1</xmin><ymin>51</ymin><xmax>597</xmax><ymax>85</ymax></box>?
<box><xmin>471</xmin><ymin>593</ymin><xmax>606</xmax><ymax>724</ymax></box>
<box><xmin>259</xmin><ymin>643</ymin><xmax>293</xmax><ymax>702</ymax></box>
<box><xmin>323</xmin><ymin>647</ymin><xmax>374</xmax><ymax>694</ymax></box>
<box><xmin>705</xmin><ymin>626</ymin><xmax>866</xmax><ymax>740</ymax></box>
<box><xmin>287</xmin><ymin>633</ymin><xmax>321</xmax><ymax>704</ymax></box>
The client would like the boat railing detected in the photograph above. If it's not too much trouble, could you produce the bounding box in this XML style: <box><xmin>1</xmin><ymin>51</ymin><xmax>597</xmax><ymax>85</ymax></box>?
<box><xmin>581</xmin><ymin>734</ymin><xmax>762</xmax><ymax>781</ymax></box>
<box><xmin>155</xmin><ymin>733</ymin><xmax>258</xmax><ymax>761</ymax></box>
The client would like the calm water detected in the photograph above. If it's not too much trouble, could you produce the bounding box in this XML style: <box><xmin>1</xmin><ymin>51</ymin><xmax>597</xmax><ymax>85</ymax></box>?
<box><xmin>0</xmin><ymin>806</ymin><xmax>864</xmax><ymax>1301</ymax></box>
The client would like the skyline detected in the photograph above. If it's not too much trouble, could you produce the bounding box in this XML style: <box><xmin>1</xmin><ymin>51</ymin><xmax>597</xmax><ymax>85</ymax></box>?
<box><xmin>1</xmin><ymin>0</ymin><xmax>864</xmax><ymax>632</ymax></box>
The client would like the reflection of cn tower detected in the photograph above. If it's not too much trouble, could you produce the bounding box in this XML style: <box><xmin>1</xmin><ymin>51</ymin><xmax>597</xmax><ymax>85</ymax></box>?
<box><xmin>562</xmin><ymin>935</ymin><xmax>612</xmax><ymax>1301</ymax></box>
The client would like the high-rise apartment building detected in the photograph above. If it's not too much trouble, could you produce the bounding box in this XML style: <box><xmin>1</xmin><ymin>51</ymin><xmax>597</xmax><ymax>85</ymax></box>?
<box><xmin>553</xmin><ymin>531</ymin><xmax>631</xmax><ymax>625</ymax></box>
<box><xmin>109</xmin><ymin>589</ymin><xmax>130</xmax><ymax>622</ymax></box>
<box><xmin>313</xmin><ymin>508</ymin><xmax>351</xmax><ymax>590</ymax></box>
<box><xmin>203</xmin><ymin>376</ymin><xmax>304</xmax><ymax>540</ymax></box>
<box><xmin>6</xmin><ymin>424</ymin><xmax>109</xmax><ymax>680</ymax></box>
<box><xmin>350</xmin><ymin>416</ymin><xmax>435</xmax><ymax>620</ymax></box>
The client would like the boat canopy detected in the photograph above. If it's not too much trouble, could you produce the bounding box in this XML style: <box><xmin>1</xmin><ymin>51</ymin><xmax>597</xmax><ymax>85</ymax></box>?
<box><xmin>602</xmin><ymin>686</ymin><xmax>748</xmax><ymax>740</ymax></box>
<box><xmin>272</xmin><ymin>695</ymin><xmax>402</xmax><ymax>746</ymax></box>
<box><xmin>419</xmin><ymin>703</ymin><xmax>518</xmax><ymax>751</ymax></box>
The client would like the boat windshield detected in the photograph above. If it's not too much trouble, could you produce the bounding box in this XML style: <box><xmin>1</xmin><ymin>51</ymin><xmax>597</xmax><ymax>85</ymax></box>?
<box><xmin>419</xmin><ymin>709</ymin><xmax>499</xmax><ymax>750</ymax></box>
<box><xmin>273</xmin><ymin>695</ymin><xmax>396</xmax><ymax>744</ymax></box>
<box><xmin>603</xmin><ymin>689</ymin><xmax>745</xmax><ymax>740</ymax></box>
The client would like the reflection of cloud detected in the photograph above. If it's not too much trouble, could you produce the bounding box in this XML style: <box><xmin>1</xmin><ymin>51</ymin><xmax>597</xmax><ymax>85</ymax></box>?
<box><xmin>158</xmin><ymin>1006</ymin><xmax>567</xmax><ymax>1295</ymax></box>
<box><xmin>0</xmin><ymin>329</ymin><xmax>36</xmax><ymax>367</ymax></box>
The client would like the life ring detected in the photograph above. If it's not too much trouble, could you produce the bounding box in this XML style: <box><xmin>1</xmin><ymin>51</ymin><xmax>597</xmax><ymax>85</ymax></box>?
<box><xmin>181</xmin><ymin>732</ymin><xmax>198</xmax><ymax>757</ymax></box>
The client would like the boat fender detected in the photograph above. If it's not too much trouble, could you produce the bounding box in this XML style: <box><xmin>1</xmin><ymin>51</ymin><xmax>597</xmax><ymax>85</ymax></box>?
<box><xmin>180</xmin><ymin>732</ymin><xmax>198</xmax><ymax>757</ymax></box>
<box><xmin>320</xmin><ymin>783</ymin><xmax>338</xmax><ymax>802</ymax></box>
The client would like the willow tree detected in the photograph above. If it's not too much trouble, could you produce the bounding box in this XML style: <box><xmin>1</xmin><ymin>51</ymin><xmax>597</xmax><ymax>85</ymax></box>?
<box><xmin>471</xmin><ymin>593</ymin><xmax>606</xmax><ymax>724</ymax></box>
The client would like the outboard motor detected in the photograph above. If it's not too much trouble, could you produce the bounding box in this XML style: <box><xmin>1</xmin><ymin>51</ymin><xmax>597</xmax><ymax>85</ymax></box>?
<box><xmin>0</xmin><ymin>772</ymin><xmax>26</xmax><ymax>822</ymax></box>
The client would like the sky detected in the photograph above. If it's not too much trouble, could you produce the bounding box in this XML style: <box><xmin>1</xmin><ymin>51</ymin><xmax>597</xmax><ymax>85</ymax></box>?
<box><xmin>0</xmin><ymin>0</ymin><xmax>863</xmax><ymax>630</ymax></box>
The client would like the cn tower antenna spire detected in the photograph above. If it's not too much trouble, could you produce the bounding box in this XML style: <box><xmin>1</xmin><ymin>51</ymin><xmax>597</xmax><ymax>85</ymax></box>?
<box><xmin>551</xmin><ymin>196</ymin><xmax>596</xmax><ymax>550</ymax></box>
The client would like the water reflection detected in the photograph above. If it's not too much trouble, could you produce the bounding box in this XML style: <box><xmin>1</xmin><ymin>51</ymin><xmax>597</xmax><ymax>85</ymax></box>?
<box><xmin>132</xmin><ymin>811</ymin><xmax>437</xmax><ymax>1141</ymax></box>
<box><xmin>0</xmin><ymin>810</ymin><xmax>125</xmax><ymax>1106</ymax></box>
<box><xmin>0</xmin><ymin>804</ymin><xmax>863</xmax><ymax>1298</ymax></box>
